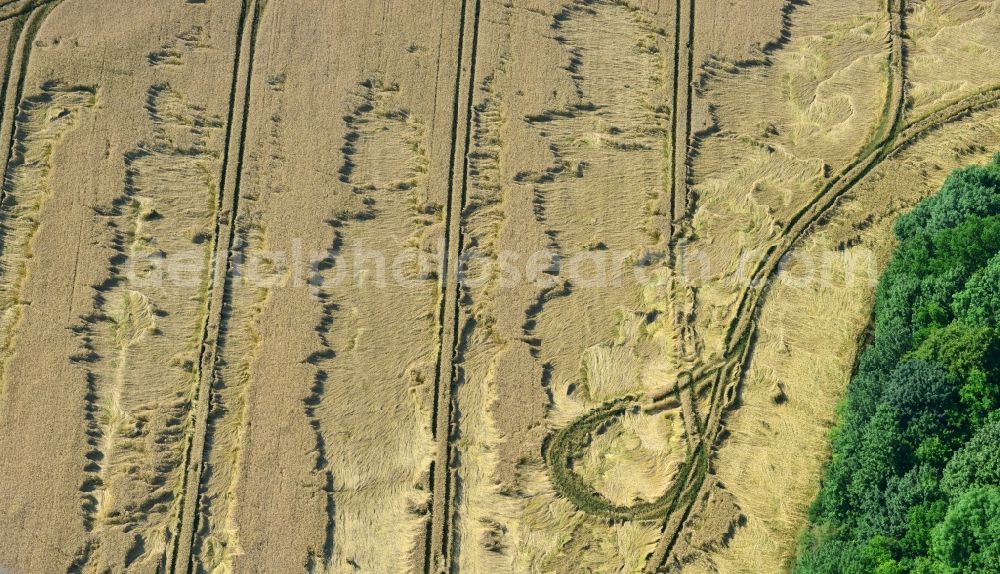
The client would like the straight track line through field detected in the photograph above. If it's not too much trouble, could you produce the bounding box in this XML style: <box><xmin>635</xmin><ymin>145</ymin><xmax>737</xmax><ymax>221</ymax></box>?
<box><xmin>645</xmin><ymin>0</ymin><xmax>697</xmax><ymax>569</ymax></box>
<box><xmin>666</xmin><ymin>0</ymin><xmax>681</xmax><ymax>228</ymax></box>
<box><xmin>425</xmin><ymin>0</ymin><xmax>482</xmax><ymax>571</ymax></box>
<box><xmin>169</xmin><ymin>0</ymin><xmax>264</xmax><ymax>571</ymax></box>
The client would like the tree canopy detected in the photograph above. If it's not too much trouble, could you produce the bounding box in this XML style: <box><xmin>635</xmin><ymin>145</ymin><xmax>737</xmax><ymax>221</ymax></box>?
<box><xmin>795</xmin><ymin>155</ymin><xmax>1000</xmax><ymax>573</ymax></box>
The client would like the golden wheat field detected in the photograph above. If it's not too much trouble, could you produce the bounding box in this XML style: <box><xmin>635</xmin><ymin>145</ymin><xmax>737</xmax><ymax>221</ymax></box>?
<box><xmin>0</xmin><ymin>0</ymin><xmax>998</xmax><ymax>572</ymax></box>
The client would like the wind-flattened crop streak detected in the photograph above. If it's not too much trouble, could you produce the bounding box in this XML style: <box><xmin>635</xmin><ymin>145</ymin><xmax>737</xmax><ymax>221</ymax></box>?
<box><xmin>728</xmin><ymin>83</ymin><xmax>1000</xmax><ymax>365</ymax></box>
<box><xmin>537</xmin><ymin>0</ymin><xmax>694</xmax><ymax>540</ymax></box>
<box><xmin>0</xmin><ymin>0</ymin><xmax>61</xmax><ymax>216</ymax></box>
<box><xmin>722</xmin><ymin>1</ymin><xmax>908</xmax><ymax>357</ymax></box>
<box><xmin>69</xmin><ymin>82</ymin><xmax>215</xmax><ymax>573</ymax></box>
<box><xmin>648</xmin><ymin>7</ymin><xmax>1000</xmax><ymax>571</ymax></box>
<box><xmin>644</xmin><ymin>1</ymin><xmax>913</xmax><ymax>566</ymax></box>
<box><xmin>0</xmin><ymin>3</ymin><xmax>71</xmax><ymax>405</ymax></box>
<box><xmin>659</xmin><ymin>86</ymin><xmax>1000</xmax><ymax>571</ymax></box>
<box><xmin>0</xmin><ymin>13</ymin><xmax>27</xmax><ymax>190</ymax></box>
<box><xmin>651</xmin><ymin>76</ymin><xmax>1000</xmax><ymax>574</ymax></box>
<box><xmin>169</xmin><ymin>1</ymin><xmax>265</xmax><ymax>573</ymax></box>
<box><xmin>661</xmin><ymin>0</ymin><xmax>912</xmax><ymax>470</ymax></box>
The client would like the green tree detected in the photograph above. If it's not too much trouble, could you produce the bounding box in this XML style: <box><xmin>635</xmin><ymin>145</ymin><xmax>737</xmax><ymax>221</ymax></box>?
<box><xmin>930</xmin><ymin>487</ymin><xmax>1000</xmax><ymax>573</ymax></box>
<box><xmin>952</xmin><ymin>254</ymin><xmax>1000</xmax><ymax>328</ymax></box>
<box><xmin>796</xmin><ymin>155</ymin><xmax>1000</xmax><ymax>573</ymax></box>
<box><xmin>941</xmin><ymin>416</ymin><xmax>1000</xmax><ymax>496</ymax></box>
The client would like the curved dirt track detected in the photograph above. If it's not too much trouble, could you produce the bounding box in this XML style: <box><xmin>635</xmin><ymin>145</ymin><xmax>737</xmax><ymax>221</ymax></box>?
<box><xmin>542</xmin><ymin>0</ymin><xmax>914</xmax><ymax>569</ymax></box>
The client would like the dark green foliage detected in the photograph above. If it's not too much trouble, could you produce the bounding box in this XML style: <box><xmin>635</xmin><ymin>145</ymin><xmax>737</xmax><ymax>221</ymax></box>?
<box><xmin>893</xmin><ymin>153</ymin><xmax>1000</xmax><ymax>242</ymax></box>
<box><xmin>952</xmin><ymin>254</ymin><xmax>1000</xmax><ymax>328</ymax></box>
<box><xmin>929</xmin><ymin>487</ymin><xmax>1000</xmax><ymax>573</ymax></box>
<box><xmin>941</xmin><ymin>416</ymin><xmax>1000</xmax><ymax>496</ymax></box>
<box><xmin>795</xmin><ymin>157</ymin><xmax>1000</xmax><ymax>573</ymax></box>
